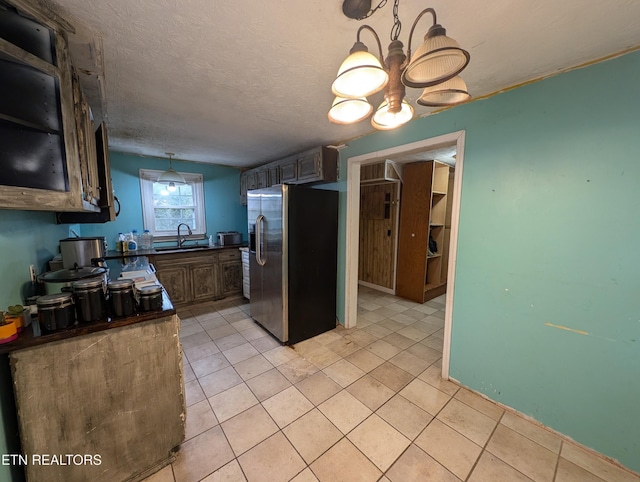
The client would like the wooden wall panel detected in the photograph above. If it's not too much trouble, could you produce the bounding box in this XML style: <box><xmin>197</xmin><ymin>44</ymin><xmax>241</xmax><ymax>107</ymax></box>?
<box><xmin>359</xmin><ymin>183</ymin><xmax>398</xmax><ymax>290</ymax></box>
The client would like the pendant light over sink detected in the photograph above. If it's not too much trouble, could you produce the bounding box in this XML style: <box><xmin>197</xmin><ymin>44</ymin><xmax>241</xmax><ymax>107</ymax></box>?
<box><xmin>157</xmin><ymin>152</ymin><xmax>186</xmax><ymax>192</ymax></box>
<box><xmin>329</xmin><ymin>0</ymin><xmax>471</xmax><ymax>130</ymax></box>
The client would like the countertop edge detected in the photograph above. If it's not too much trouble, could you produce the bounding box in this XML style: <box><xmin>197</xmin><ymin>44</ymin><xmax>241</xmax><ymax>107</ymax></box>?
<box><xmin>103</xmin><ymin>243</ymin><xmax>248</xmax><ymax>259</ymax></box>
<box><xmin>0</xmin><ymin>291</ymin><xmax>176</xmax><ymax>355</ymax></box>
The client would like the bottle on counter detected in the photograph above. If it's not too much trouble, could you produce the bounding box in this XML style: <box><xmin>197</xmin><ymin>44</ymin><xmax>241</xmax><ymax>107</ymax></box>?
<box><xmin>127</xmin><ymin>231</ymin><xmax>138</xmax><ymax>252</ymax></box>
<box><xmin>116</xmin><ymin>232</ymin><xmax>125</xmax><ymax>252</ymax></box>
<box><xmin>140</xmin><ymin>230</ymin><xmax>153</xmax><ymax>250</ymax></box>
<box><xmin>208</xmin><ymin>234</ymin><xmax>214</xmax><ymax>247</ymax></box>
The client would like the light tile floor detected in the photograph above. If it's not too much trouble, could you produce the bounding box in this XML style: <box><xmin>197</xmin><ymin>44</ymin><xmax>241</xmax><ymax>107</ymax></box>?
<box><xmin>145</xmin><ymin>287</ymin><xmax>639</xmax><ymax>482</ymax></box>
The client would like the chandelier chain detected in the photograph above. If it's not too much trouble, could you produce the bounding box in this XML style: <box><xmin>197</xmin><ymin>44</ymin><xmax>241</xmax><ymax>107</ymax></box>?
<box><xmin>355</xmin><ymin>0</ymin><xmax>387</xmax><ymax>20</ymax></box>
<box><xmin>390</xmin><ymin>0</ymin><xmax>401</xmax><ymax>41</ymax></box>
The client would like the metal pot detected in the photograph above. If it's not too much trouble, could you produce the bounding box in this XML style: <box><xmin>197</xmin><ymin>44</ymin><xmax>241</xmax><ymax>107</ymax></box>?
<box><xmin>108</xmin><ymin>279</ymin><xmax>136</xmax><ymax>318</ymax></box>
<box><xmin>137</xmin><ymin>285</ymin><xmax>163</xmax><ymax>312</ymax></box>
<box><xmin>37</xmin><ymin>293</ymin><xmax>75</xmax><ymax>332</ymax></box>
<box><xmin>72</xmin><ymin>277</ymin><xmax>107</xmax><ymax>323</ymax></box>
<box><xmin>39</xmin><ymin>267</ymin><xmax>107</xmax><ymax>295</ymax></box>
<box><xmin>59</xmin><ymin>236</ymin><xmax>107</xmax><ymax>268</ymax></box>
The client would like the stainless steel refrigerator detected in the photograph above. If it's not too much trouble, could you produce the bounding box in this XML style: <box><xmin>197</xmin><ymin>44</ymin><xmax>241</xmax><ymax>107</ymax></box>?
<box><xmin>248</xmin><ymin>184</ymin><xmax>338</xmax><ymax>344</ymax></box>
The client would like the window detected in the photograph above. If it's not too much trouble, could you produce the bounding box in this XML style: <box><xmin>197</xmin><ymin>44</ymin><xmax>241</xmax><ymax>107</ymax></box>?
<box><xmin>139</xmin><ymin>169</ymin><xmax>206</xmax><ymax>240</ymax></box>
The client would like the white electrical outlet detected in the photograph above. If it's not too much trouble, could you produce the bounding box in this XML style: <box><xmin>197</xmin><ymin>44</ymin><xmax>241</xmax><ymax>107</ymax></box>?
<box><xmin>29</xmin><ymin>265</ymin><xmax>36</xmax><ymax>282</ymax></box>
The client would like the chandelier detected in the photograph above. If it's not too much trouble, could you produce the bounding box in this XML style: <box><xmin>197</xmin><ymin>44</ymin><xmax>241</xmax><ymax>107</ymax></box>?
<box><xmin>328</xmin><ymin>0</ymin><xmax>471</xmax><ymax>130</ymax></box>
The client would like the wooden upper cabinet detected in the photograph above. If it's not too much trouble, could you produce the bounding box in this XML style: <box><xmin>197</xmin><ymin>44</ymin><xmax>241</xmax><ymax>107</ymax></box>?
<box><xmin>279</xmin><ymin>156</ymin><xmax>298</xmax><ymax>183</ymax></box>
<box><xmin>267</xmin><ymin>164</ymin><xmax>280</xmax><ymax>186</ymax></box>
<box><xmin>296</xmin><ymin>147</ymin><xmax>338</xmax><ymax>184</ymax></box>
<box><xmin>239</xmin><ymin>147</ymin><xmax>339</xmax><ymax>205</ymax></box>
<box><xmin>0</xmin><ymin>0</ymin><xmax>101</xmax><ymax>213</ymax></box>
<box><xmin>256</xmin><ymin>169</ymin><xmax>268</xmax><ymax>189</ymax></box>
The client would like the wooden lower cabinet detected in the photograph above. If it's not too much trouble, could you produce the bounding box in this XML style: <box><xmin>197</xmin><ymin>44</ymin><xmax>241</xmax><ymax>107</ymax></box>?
<box><xmin>191</xmin><ymin>263</ymin><xmax>221</xmax><ymax>302</ymax></box>
<box><xmin>155</xmin><ymin>265</ymin><xmax>191</xmax><ymax>306</ymax></box>
<box><xmin>150</xmin><ymin>248</ymin><xmax>241</xmax><ymax>307</ymax></box>
<box><xmin>220</xmin><ymin>249</ymin><xmax>242</xmax><ymax>295</ymax></box>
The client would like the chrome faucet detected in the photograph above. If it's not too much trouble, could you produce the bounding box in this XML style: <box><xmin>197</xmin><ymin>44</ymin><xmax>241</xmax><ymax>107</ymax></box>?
<box><xmin>177</xmin><ymin>223</ymin><xmax>192</xmax><ymax>248</ymax></box>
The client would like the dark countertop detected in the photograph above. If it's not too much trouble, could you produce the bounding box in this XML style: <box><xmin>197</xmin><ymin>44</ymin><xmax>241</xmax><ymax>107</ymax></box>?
<box><xmin>102</xmin><ymin>242</ymin><xmax>248</xmax><ymax>260</ymax></box>
<box><xmin>0</xmin><ymin>291</ymin><xmax>175</xmax><ymax>355</ymax></box>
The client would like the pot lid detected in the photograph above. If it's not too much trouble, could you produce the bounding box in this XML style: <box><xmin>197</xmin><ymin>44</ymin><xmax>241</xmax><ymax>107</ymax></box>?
<box><xmin>59</xmin><ymin>236</ymin><xmax>106</xmax><ymax>242</ymax></box>
<box><xmin>36</xmin><ymin>292</ymin><xmax>73</xmax><ymax>306</ymax></box>
<box><xmin>72</xmin><ymin>277</ymin><xmax>104</xmax><ymax>289</ymax></box>
<box><xmin>138</xmin><ymin>284</ymin><xmax>163</xmax><ymax>295</ymax></box>
<box><xmin>108</xmin><ymin>279</ymin><xmax>135</xmax><ymax>290</ymax></box>
<box><xmin>40</xmin><ymin>267</ymin><xmax>106</xmax><ymax>283</ymax></box>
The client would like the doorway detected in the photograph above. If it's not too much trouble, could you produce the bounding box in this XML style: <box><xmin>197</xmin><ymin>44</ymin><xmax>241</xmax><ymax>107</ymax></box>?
<box><xmin>344</xmin><ymin>131</ymin><xmax>466</xmax><ymax>380</ymax></box>
<box><xmin>358</xmin><ymin>181</ymin><xmax>400</xmax><ymax>293</ymax></box>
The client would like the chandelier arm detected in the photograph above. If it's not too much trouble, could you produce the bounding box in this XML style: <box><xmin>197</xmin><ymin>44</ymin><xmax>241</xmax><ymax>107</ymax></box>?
<box><xmin>356</xmin><ymin>25</ymin><xmax>386</xmax><ymax>64</ymax></box>
<box><xmin>405</xmin><ymin>7</ymin><xmax>437</xmax><ymax>64</ymax></box>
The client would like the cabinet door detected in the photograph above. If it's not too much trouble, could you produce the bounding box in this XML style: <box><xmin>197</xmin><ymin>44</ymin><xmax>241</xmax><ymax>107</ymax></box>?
<box><xmin>0</xmin><ymin>12</ymin><xmax>86</xmax><ymax>212</ymax></box>
<box><xmin>155</xmin><ymin>266</ymin><xmax>190</xmax><ymax>306</ymax></box>
<box><xmin>267</xmin><ymin>165</ymin><xmax>280</xmax><ymax>186</ymax></box>
<box><xmin>191</xmin><ymin>263</ymin><xmax>221</xmax><ymax>302</ymax></box>
<box><xmin>221</xmin><ymin>260</ymin><xmax>242</xmax><ymax>295</ymax></box>
<box><xmin>256</xmin><ymin>169</ymin><xmax>268</xmax><ymax>189</ymax></box>
<box><xmin>246</xmin><ymin>171</ymin><xmax>258</xmax><ymax>191</ymax></box>
<box><xmin>240</xmin><ymin>171</ymin><xmax>249</xmax><ymax>205</ymax></box>
<box><xmin>297</xmin><ymin>150</ymin><xmax>322</xmax><ymax>182</ymax></box>
<box><xmin>72</xmin><ymin>67</ymin><xmax>100</xmax><ymax>207</ymax></box>
<box><xmin>279</xmin><ymin>157</ymin><xmax>297</xmax><ymax>183</ymax></box>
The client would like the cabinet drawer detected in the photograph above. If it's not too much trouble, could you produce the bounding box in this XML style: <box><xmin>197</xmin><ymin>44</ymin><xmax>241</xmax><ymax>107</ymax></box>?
<box><xmin>219</xmin><ymin>249</ymin><xmax>241</xmax><ymax>261</ymax></box>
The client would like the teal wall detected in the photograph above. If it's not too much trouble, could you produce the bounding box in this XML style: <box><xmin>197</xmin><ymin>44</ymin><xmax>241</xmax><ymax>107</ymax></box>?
<box><xmin>0</xmin><ymin>210</ymin><xmax>78</xmax><ymax>482</ymax></box>
<box><xmin>81</xmin><ymin>152</ymin><xmax>248</xmax><ymax>246</ymax></box>
<box><xmin>335</xmin><ymin>50</ymin><xmax>640</xmax><ymax>471</ymax></box>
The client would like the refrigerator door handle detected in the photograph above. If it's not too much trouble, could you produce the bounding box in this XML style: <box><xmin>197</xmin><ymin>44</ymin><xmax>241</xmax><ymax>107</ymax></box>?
<box><xmin>255</xmin><ymin>214</ymin><xmax>266</xmax><ymax>266</ymax></box>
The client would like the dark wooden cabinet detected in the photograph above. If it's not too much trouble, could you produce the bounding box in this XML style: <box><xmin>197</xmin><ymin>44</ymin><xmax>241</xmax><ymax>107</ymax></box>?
<box><xmin>150</xmin><ymin>248</ymin><xmax>241</xmax><ymax>307</ymax></box>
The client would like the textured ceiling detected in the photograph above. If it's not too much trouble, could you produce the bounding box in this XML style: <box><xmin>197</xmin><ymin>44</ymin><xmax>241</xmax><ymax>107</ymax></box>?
<box><xmin>46</xmin><ymin>0</ymin><xmax>640</xmax><ymax>168</ymax></box>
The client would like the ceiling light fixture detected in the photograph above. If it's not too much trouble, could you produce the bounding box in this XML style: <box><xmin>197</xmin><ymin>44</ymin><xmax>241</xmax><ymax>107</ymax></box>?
<box><xmin>157</xmin><ymin>152</ymin><xmax>186</xmax><ymax>192</ymax></box>
<box><xmin>329</xmin><ymin>1</ymin><xmax>471</xmax><ymax>130</ymax></box>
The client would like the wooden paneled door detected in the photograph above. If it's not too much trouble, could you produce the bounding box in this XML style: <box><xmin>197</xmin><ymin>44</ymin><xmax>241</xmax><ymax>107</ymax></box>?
<box><xmin>358</xmin><ymin>182</ymin><xmax>399</xmax><ymax>290</ymax></box>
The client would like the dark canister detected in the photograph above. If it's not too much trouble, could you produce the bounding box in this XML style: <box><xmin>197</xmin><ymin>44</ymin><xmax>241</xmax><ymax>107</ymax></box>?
<box><xmin>108</xmin><ymin>279</ymin><xmax>136</xmax><ymax>318</ymax></box>
<box><xmin>138</xmin><ymin>285</ymin><xmax>163</xmax><ymax>312</ymax></box>
<box><xmin>37</xmin><ymin>293</ymin><xmax>75</xmax><ymax>332</ymax></box>
<box><xmin>72</xmin><ymin>277</ymin><xmax>107</xmax><ymax>323</ymax></box>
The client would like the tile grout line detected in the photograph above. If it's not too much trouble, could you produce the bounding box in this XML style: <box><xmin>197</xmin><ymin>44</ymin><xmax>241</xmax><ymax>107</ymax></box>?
<box><xmin>463</xmin><ymin>407</ymin><xmax>506</xmax><ymax>482</ymax></box>
<box><xmin>552</xmin><ymin>440</ymin><xmax>563</xmax><ymax>482</ymax></box>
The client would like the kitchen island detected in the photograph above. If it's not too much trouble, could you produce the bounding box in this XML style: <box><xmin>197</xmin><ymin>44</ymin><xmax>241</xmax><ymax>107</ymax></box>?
<box><xmin>0</xmin><ymin>293</ymin><xmax>185</xmax><ymax>482</ymax></box>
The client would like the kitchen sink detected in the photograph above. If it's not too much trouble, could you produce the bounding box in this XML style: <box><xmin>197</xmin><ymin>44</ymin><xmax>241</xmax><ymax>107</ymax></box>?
<box><xmin>154</xmin><ymin>245</ymin><xmax>211</xmax><ymax>252</ymax></box>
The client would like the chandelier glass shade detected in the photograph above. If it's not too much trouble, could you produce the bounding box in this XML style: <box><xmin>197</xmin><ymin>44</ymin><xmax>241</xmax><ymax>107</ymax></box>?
<box><xmin>401</xmin><ymin>25</ymin><xmax>470</xmax><ymax>88</ymax></box>
<box><xmin>417</xmin><ymin>75</ymin><xmax>471</xmax><ymax>107</ymax></box>
<box><xmin>332</xmin><ymin>42</ymin><xmax>388</xmax><ymax>98</ymax></box>
<box><xmin>328</xmin><ymin>96</ymin><xmax>373</xmax><ymax>124</ymax></box>
<box><xmin>371</xmin><ymin>98</ymin><xmax>414</xmax><ymax>130</ymax></box>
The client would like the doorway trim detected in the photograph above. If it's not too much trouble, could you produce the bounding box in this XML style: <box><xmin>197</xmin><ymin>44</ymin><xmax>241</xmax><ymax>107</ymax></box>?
<box><xmin>344</xmin><ymin>130</ymin><xmax>466</xmax><ymax>380</ymax></box>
